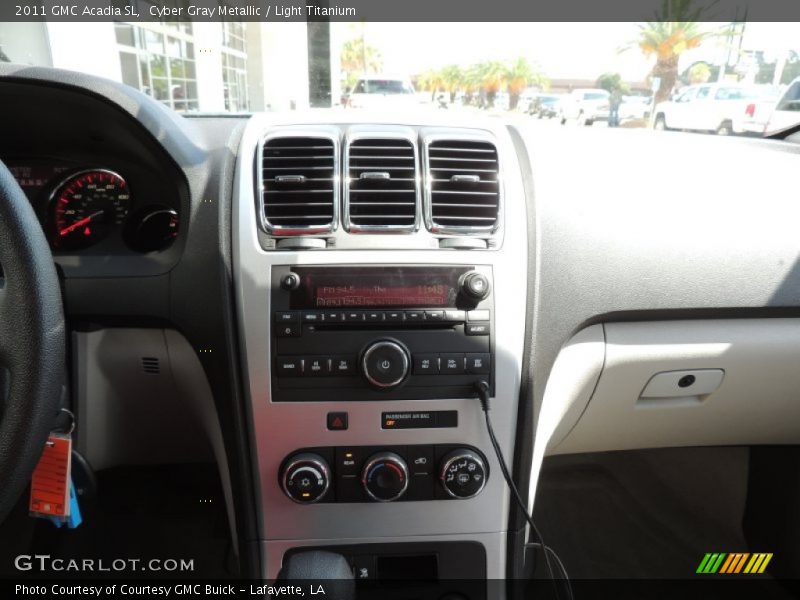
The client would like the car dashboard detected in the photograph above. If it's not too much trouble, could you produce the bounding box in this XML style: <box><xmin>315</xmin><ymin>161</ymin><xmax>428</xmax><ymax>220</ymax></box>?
<box><xmin>4</xmin><ymin>64</ymin><xmax>800</xmax><ymax>592</ymax></box>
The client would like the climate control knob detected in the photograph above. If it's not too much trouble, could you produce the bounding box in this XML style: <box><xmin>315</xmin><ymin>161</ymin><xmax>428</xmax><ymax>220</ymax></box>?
<box><xmin>362</xmin><ymin>452</ymin><xmax>409</xmax><ymax>502</ymax></box>
<box><xmin>281</xmin><ymin>453</ymin><xmax>331</xmax><ymax>504</ymax></box>
<box><xmin>460</xmin><ymin>271</ymin><xmax>491</xmax><ymax>301</ymax></box>
<box><xmin>361</xmin><ymin>340</ymin><xmax>410</xmax><ymax>389</ymax></box>
<box><xmin>440</xmin><ymin>449</ymin><xmax>488</xmax><ymax>499</ymax></box>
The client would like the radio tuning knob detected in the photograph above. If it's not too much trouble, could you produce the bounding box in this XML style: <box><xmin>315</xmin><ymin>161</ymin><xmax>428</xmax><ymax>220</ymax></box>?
<box><xmin>280</xmin><ymin>272</ymin><xmax>301</xmax><ymax>291</ymax></box>
<box><xmin>281</xmin><ymin>453</ymin><xmax>331</xmax><ymax>504</ymax></box>
<box><xmin>460</xmin><ymin>271</ymin><xmax>491</xmax><ymax>301</ymax></box>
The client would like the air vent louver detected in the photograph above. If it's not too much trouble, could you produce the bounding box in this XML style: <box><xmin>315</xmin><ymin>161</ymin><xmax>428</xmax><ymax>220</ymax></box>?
<box><xmin>141</xmin><ymin>357</ymin><xmax>160</xmax><ymax>374</ymax></box>
<box><xmin>345</xmin><ymin>137</ymin><xmax>419</xmax><ymax>231</ymax></box>
<box><xmin>259</xmin><ymin>135</ymin><xmax>337</xmax><ymax>235</ymax></box>
<box><xmin>426</xmin><ymin>139</ymin><xmax>500</xmax><ymax>233</ymax></box>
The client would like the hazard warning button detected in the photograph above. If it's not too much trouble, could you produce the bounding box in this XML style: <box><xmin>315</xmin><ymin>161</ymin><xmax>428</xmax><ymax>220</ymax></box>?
<box><xmin>326</xmin><ymin>412</ymin><xmax>348</xmax><ymax>431</ymax></box>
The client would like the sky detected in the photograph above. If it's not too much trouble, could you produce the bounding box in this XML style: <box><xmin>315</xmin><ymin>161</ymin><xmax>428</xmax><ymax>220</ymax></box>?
<box><xmin>331</xmin><ymin>22</ymin><xmax>800</xmax><ymax>82</ymax></box>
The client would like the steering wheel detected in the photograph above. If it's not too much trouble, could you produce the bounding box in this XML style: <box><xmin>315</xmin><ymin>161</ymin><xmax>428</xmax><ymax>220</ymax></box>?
<box><xmin>0</xmin><ymin>160</ymin><xmax>65</xmax><ymax>523</ymax></box>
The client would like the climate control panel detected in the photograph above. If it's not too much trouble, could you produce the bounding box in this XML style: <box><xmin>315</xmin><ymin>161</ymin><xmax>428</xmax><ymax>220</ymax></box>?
<box><xmin>279</xmin><ymin>445</ymin><xmax>489</xmax><ymax>504</ymax></box>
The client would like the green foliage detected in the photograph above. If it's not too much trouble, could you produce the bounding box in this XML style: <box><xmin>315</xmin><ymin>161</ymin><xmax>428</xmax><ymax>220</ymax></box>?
<box><xmin>596</xmin><ymin>73</ymin><xmax>630</xmax><ymax>94</ymax></box>
<box><xmin>340</xmin><ymin>37</ymin><xmax>383</xmax><ymax>90</ymax></box>
<box><xmin>418</xmin><ymin>57</ymin><xmax>549</xmax><ymax>108</ymax></box>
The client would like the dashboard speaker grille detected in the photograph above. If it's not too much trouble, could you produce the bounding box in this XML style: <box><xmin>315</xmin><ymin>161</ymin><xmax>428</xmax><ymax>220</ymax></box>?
<box><xmin>426</xmin><ymin>139</ymin><xmax>500</xmax><ymax>233</ymax></box>
<box><xmin>345</xmin><ymin>137</ymin><xmax>419</xmax><ymax>232</ymax></box>
<box><xmin>259</xmin><ymin>135</ymin><xmax>337</xmax><ymax>235</ymax></box>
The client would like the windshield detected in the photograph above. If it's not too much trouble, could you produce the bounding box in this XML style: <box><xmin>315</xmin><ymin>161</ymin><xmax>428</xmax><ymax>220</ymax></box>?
<box><xmin>1</xmin><ymin>20</ymin><xmax>799</xmax><ymax>135</ymax></box>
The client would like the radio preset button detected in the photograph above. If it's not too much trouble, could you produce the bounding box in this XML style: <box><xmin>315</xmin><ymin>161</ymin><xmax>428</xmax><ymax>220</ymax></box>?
<box><xmin>384</xmin><ymin>311</ymin><xmax>404</xmax><ymax>323</ymax></box>
<box><xmin>466</xmin><ymin>310</ymin><xmax>490</xmax><ymax>322</ymax></box>
<box><xmin>444</xmin><ymin>310</ymin><xmax>466</xmax><ymax>322</ymax></box>
<box><xmin>365</xmin><ymin>311</ymin><xmax>384</xmax><ymax>322</ymax></box>
<box><xmin>425</xmin><ymin>310</ymin><xmax>445</xmax><ymax>322</ymax></box>
<box><xmin>466</xmin><ymin>353</ymin><xmax>491</xmax><ymax>374</ymax></box>
<box><xmin>304</xmin><ymin>357</ymin><xmax>330</xmax><ymax>376</ymax></box>
<box><xmin>441</xmin><ymin>353</ymin><xmax>466</xmax><ymax>374</ymax></box>
<box><xmin>331</xmin><ymin>356</ymin><xmax>356</xmax><ymax>376</ymax></box>
<box><xmin>404</xmin><ymin>310</ymin><xmax>424</xmax><ymax>322</ymax></box>
<box><xmin>276</xmin><ymin>357</ymin><xmax>303</xmax><ymax>377</ymax></box>
<box><xmin>413</xmin><ymin>354</ymin><xmax>440</xmax><ymax>374</ymax></box>
<box><xmin>465</xmin><ymin>322</ymin><xmax>490</xmax><ymax>336</ymax></box>
<box><xmin>325</xmin><ymin>312</ymin><xmax>343</xmax><ymax>322</ymax></box>
<box><xmin>344</xmin><ymin>311</ymin><xmax>365</xmax><ymax>322</ymax></box>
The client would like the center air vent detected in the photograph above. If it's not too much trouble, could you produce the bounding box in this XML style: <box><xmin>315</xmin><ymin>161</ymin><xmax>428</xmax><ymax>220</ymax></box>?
<box><xmin>259</xmin><ymin>135</ymin><xmax>338</xmax><ymax>235</ymax></box>
<box><xmin>345</xmin><ymin>136</ymin><xmax>419</xmax><ymax>232</ymax></box>
<box><xmin>425</xmin><ymin>138</ymin><xmax>501</xmax><ymax>234</ymax></box>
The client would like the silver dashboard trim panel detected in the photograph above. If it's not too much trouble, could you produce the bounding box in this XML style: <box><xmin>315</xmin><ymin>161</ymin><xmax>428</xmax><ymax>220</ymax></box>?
<box><xmin>233</xmin><ymin>113</ymin><xmax>528</xmax><ymax>578</ymax></box>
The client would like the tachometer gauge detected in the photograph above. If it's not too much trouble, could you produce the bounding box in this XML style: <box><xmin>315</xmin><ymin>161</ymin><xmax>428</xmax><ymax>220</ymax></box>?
<box><xmin>50</xmin><ymin>169</ymin><xmax>131</xmax><ymax>250</ymax></box>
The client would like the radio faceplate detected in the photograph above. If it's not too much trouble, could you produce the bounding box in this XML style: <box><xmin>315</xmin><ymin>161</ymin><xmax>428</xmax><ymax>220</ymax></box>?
<box><xmin>270</xmin><ymin>265</ymin><xmax>494</xmax><ymax>402</ymax></box>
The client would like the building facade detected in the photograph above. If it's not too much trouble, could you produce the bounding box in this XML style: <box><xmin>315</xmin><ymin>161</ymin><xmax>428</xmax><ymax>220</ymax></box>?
<box><xmin>0</xmin><ymin>21</ymin><xmax>313</xmax><ymax>113</ymax></box>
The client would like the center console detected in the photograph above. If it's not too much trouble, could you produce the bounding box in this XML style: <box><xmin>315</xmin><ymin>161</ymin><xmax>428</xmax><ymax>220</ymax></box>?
<box><xmin>233</xmin><ymin>117</ymin><xmax>528</xmax><ymax>593</ymax></box>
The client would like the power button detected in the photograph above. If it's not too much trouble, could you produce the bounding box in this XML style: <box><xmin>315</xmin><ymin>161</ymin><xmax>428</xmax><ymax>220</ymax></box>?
<box><xmin>361</xmin><ymin>340</ymin><xmax>410</xmax><ymax>389</ymax></box>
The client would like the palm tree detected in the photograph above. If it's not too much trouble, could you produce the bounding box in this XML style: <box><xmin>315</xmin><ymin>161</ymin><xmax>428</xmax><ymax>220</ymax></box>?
<box><xmin>623</xmin><ymin>1</ymin><xmax>727</xmax><ymax>105</ymax></box>
<box><xmin>475</xmin><ymin>60</ymin><xmax>507</xmax><ymax>108</ymax></box>
<box><xmin>439</xmin><ymin>65</ymin><xmax>464</xmax><ymax>103</ymax></box>
<box><xmin>417</xmin><ymin>69</ymin><xmax>444</xmax><ymax>101</ymax></box>
<box><xmin>340</xmin><ymin>37</ymin><xmax>383</xmax><ymax>91</ymax></box>
<box><xmin>505</xmin><ymin>57</ymin><xmax>548</xmax><ymax>110</ymax></box>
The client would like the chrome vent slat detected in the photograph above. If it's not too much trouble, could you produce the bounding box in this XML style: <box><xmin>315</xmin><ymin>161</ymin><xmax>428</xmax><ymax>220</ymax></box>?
<box><xmin>424</xmin><ymin>138</ymin><xmax>501</xmax><ymax>234</ymax></box>
<box><xmin>345</xmin><ymin>135</ymin><xmax>420</xmax><ymax>232</ymax></box>
<box><xmin>258</xmin><ymin>134</ymin><xmax>338</xmax><ymax>235</ymax></box>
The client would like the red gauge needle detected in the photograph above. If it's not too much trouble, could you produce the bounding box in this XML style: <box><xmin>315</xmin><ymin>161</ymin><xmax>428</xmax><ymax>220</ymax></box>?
<box><xmin>59</xmin><ymin>210</ymin><xmax>104</xmax><ymax>237</ymax></box>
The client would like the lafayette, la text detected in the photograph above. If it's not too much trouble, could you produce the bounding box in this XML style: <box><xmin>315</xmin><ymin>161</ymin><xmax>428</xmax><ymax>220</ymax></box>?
<box><xmin>16</xmin><ymin>584</ymin><xmax>324</xmax><ymax>597</ymax></box>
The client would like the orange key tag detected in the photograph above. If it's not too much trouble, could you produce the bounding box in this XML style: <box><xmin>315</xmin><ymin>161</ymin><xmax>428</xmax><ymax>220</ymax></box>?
<box><xmin>29</xmin><ymin>433</ymin><xmax>72</xmax><ymax>519</ymax></box>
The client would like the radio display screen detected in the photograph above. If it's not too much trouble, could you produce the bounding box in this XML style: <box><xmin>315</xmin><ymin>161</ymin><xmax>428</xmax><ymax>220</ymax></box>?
<box><xmin>290</xmin><ymin>266</ymin><xmax>473</xmax><ymax>309</ymax></box>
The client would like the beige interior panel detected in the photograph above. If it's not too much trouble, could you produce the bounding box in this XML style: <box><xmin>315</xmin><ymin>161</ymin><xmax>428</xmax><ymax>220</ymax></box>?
<box><xmin>550</xmin><ymin>319</ymin><xmax>800</xmax><ymax>454</ymax></box>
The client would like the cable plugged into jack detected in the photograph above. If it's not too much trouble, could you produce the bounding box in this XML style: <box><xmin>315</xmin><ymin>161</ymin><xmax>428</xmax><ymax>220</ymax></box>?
<box><xmin>474</xmin><ymin>381</ymin><xmax>573</xmax><ymax>600</ymax></box>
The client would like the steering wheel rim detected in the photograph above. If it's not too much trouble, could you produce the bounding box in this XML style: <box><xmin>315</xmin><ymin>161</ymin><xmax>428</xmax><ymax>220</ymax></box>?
<box><xmin>0</xmin><ymin>159</ymin><xmax>65</xmax><ymax>523</ymax></box>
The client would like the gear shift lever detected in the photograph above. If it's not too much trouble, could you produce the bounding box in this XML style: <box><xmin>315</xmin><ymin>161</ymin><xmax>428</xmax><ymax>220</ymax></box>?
<box><xmin>277</xmin><ymin>550</ymin><xmax>356</xmax><ymax>600</ymax></box>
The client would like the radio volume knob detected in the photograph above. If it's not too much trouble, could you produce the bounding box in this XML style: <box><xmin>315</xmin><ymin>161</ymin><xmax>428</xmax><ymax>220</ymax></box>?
<box><xmin>461</xmin><ymin>271</ymin><xmax>491</xmax><ymax>301</ymax></box>
<box><xmin>361</xmin><ymin>340</ymin><xmax>410</xmax><ymax>389</ymax></box>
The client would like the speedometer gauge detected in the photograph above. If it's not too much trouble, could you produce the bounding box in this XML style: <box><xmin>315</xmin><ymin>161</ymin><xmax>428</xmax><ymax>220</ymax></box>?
<box><xmin>50</xmin><ymin>169</ymin><xmax>131</xmax><ymax>250</ymax></box>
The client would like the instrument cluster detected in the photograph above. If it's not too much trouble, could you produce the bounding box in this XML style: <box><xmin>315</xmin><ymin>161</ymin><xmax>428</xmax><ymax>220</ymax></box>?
<box><xmin>7</xmin><ymin>160</ymin><xmax>179</xmax><ymax>254</ymax></box>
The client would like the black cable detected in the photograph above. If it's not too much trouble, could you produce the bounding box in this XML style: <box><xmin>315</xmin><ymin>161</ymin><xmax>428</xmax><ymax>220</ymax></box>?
<box><xmin>475</xmin><ymin>380</ymin><xmax>573</xmax><ymax>600</ymax></box>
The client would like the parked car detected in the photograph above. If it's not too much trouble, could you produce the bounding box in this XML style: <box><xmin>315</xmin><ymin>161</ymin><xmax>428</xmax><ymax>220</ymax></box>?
<box><xmin>653</xmin><ymin>83</ymin><xmax>778</xmax><ymax>135</ymax></box>
<box><xmin>559</xmin><ymin>88</ymin><xmax>610</xmax><ymax>126</ymax></box>
<box><xmin>346</xmin><ymin>75</ymin><xmax>419</xmax><ymax>110</ymax></box>
<box><xmin>765</xmin><ymin>77</ymin><xmax>800</xmax><ymax>134</ymax></box>
<box><xmin>619</xmin><ymin>94</ymin><xmax>652</xmax><ymax>121</ymax></box>
<box><xmin>530</xmin><ymin>94</ymin><xmax>563</xmax><ymax>118</ymax></box>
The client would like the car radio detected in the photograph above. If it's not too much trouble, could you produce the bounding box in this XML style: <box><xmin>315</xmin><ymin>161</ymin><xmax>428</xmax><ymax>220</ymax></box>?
<box><xmin>270</xmin><ymin>265</ymin><xmax>494</xmax><ymax>402</ymax></box>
